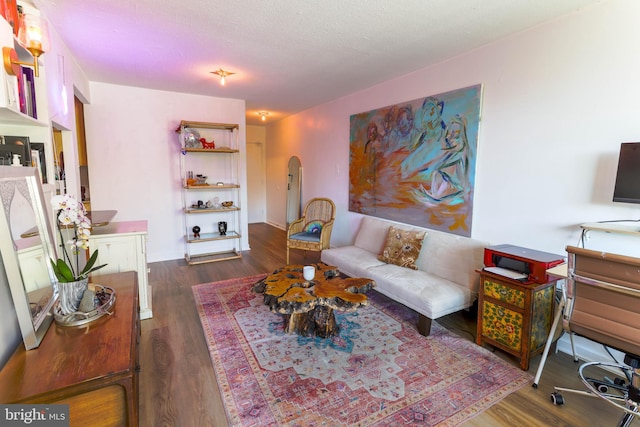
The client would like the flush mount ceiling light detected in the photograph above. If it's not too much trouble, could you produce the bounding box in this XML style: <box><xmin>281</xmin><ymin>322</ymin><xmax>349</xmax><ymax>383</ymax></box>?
<box><xmin>257</xmin><ymin>111</ymin><xmax>269</xmax><ymax>121</ymax></box>
<box><xmin>211</xmin><ymin>68</ymin><xmax>235</xmax><ymax>86</ymax></box>
<box><xmin>3</xmin><ymin>13</ymin><xmax>49</xmax><ymax>77</ymax></box>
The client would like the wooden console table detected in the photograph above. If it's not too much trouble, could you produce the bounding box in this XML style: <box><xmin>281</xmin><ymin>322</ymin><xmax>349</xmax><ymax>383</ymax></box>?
<box><xmin>0</xmin><ymin>271</ymin><xmax>140</xmax><ymax>426</ymax></box>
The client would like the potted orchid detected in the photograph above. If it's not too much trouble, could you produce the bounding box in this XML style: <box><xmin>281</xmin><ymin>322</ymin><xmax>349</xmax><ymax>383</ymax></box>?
<box><xmin>50</xmin><ymin>194</ymin><xmax>106</xmax><ymax>314</ymax></box>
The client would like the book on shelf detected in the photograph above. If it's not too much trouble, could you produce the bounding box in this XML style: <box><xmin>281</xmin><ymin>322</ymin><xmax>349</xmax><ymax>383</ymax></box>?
<box><xmin>21</xmin><ymin>67</ymin><xmax>37</xmax><ymax>119</ymax></box>
<box><xmin>16</xmin><ymin>66</ymin><xmax>26</xmax><ymax>115</ymax></box>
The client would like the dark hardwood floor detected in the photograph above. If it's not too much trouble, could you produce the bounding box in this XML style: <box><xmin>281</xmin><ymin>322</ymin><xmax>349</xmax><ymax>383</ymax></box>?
<box><xmin>138</xmin><ymin>223</ymin><xmax>624</xmax><ymax>426</ymax></box>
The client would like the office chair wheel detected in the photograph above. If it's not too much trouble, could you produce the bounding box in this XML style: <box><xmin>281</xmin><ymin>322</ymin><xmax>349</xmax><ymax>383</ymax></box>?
<box><xmin>550</xmin><ymin>391</ymin><xmax>564</xmax><ymax>405</ymax></box>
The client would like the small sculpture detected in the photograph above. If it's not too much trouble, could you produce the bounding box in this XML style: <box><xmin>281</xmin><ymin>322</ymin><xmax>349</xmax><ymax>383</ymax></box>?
<box><xmin>192</xmin><ymin>225</ymin><xmax>201</xmax><ymax>239</ymax></box>
<box><xmin>199</xmin><ymin>138</ymin><xmax>215</xmax><ymax>149</ymax></box>
<box><xmin>218</xmin><ymin>221</ymin><xmax>227</xmax><ymax>235</ymax></box>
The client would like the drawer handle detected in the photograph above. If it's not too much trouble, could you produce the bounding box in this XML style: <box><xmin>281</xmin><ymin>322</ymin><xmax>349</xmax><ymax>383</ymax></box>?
<box><xmin>499</xmin><ymin>289</ymin><xmax>508</xmax><ymax>296</ymax></box>
<box><xmin>498</xmin><ymin>308</ymin><xmax>505</xmax><ymax>317</ymax></box>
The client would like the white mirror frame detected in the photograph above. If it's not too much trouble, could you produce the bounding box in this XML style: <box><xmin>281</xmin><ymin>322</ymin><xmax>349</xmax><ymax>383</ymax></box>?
<box><xmin>0</xmin><ymin>166</ymin><xmax>58</xmax><ymax>350</ymax></box>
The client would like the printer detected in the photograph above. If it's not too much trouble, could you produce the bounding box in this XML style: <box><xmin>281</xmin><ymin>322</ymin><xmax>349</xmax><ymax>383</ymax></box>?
<box><xmin>484</xmin><ymin>244</ymin><xmax>565</xmax><ymax>284</ymax></box>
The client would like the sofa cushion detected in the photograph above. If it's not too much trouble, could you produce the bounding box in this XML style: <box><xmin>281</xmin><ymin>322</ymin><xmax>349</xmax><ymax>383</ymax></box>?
<box><xmin>416</xmin><ymin>229</ymin><xmax>488</xmax><ymax>292</ymax></box>
<box><xmin>354</xmin><ymin>216</ymin><xmax>390</xmax><ymax>254</ymax></box>
<box><xmin>321</xmin><ymin>246</ymin><xmax>385</xmax><ymax>279</ymax></box>
<box><xmin>368</xmin><ymin>263</ymin><xmax>474</xmax><ymax>319</ymax></box>
<box><xmin>378</xmin><ymin>226</ymin><xmax>426</xmax><ymax>270</ymax></box>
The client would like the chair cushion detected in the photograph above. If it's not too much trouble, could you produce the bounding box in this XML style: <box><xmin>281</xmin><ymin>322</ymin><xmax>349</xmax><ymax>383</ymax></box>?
<box><xmin>377</xmin><ymin>226</ymin><xmax>426</xmax><ymax>270</ymax></box>
<box><xmin>290</xmin><ymin>232</ymin><xmax>321</xmax><ymax>242</ymax></box>
<box><xmin>304</xmin><ymin>220</ymin><xmax>324</xmax><ymax>234</ymax></box>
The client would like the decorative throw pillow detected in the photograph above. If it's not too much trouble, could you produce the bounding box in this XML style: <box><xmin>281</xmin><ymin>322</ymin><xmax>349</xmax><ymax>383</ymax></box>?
<box><xmin>377</xmin><ymin>226</ymin><xmax>427</xmax><ymax>270</ymax></box>
<box><xmin>304</xmin><ymin>220</ymin><xmax>324</xmax><ymax>234</ymax></box>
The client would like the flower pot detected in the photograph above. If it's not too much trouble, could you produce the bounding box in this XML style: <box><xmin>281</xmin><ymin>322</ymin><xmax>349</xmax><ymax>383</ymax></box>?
<box><xmin>57</xmin><ymin>278</ymin><xmax>89</xmax><ymax>315</ymax></box>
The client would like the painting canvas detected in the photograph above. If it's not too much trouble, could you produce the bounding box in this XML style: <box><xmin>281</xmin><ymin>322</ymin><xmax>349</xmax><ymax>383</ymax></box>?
<box><xmin>349</xmin><ymin>85</ymin><xmax>482</xmax><ymax>236</ymax></box>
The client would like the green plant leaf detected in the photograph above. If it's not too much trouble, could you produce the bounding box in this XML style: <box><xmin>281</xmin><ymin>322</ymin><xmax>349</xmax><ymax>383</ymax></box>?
<box><xmin>76</xmin><ymin>250</ymin><xmax>107</xmax><ymax>279</ymax></box>
<box><xmin>77</xmin><ymin>263</ymin><xmax>108</xmax><ymax>279</ymax></box>
<box><xmin>80</xmin><ymin>249</ymin><xmax>100</xmax><ymax>276</ymax></box>
<box><xmin>50</xmin><ymin>258</ymin><xmax>75</xmax><ymax>282</ymax></box>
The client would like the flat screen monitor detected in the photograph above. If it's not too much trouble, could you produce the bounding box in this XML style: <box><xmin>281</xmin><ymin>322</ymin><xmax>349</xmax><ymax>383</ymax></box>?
<box><xmin>613</xmin><ymin>142</ymin><xmax>640</xmax><ymax>204</ymax></box>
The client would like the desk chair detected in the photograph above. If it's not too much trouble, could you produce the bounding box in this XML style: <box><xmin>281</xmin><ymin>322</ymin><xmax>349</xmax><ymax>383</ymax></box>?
<box><xmin>286</xmin><ymin>198</ymin><xmax>335</xmax><ymax>264</ymax></box>
<box><xmin>550</xmin><ymin>246</ymin><xmax>640</xmax><ymax>427</ymax></box>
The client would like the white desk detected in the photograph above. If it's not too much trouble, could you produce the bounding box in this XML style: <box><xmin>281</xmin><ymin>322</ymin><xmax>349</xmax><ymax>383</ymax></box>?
<box><xmin>546</xmin><ymin>263</ymin><xmax>567</xmax><ymax>279</ymax></box>
<box><xmin>580</xmin><ymin>222</ymin><xmax>640</xmax><ymax>235</ymax></box>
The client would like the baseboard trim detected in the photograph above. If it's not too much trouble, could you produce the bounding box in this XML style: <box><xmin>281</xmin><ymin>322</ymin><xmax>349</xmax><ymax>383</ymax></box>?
<box><xmin>556</xmin><ymin>334</ymin><xmax>626</xmax><ymax>373</ymax></box>
<box><xmin>267</xmin><ymin>220</ymin><xmax>285</xmax><ymax>231</ymax></box>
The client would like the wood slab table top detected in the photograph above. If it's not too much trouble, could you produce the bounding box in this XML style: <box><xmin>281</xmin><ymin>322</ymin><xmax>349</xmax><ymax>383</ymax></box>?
<box><xmin>252</xmin><ymin>263</ymin><xmax>375</xmax><ymax>337</ymax></box>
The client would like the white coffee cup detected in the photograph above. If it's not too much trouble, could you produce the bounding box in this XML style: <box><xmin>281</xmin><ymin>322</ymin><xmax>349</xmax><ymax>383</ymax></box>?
<box><xmin>303</xmin><ymin>265</ymin><xmax>315</xmax><ymax>281</ymax></box>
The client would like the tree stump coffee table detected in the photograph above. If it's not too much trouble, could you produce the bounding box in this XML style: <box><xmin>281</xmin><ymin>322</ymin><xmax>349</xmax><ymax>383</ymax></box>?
<box><xmin>252</xmin><ymin>263</ymin><xmax>375</xmax><ymax>338</ymax></box>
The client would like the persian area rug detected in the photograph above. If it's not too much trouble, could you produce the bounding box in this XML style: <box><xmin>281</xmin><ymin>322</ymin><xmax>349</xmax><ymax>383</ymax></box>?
<box><xmin>193</xmin><ymin>274</ymin><xmax>532</xmax><ymax>427</ymax></box>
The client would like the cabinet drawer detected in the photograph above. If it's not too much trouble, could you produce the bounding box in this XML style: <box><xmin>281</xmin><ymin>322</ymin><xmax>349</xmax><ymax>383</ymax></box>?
<box><xmin>52</xmin><ymin>385</ymin><xmax>126</xmax><ymax>427</ymax></box>
<box><xmin>483</xmin><ymin>279</ymin><xmax>525</xmax><ymax>308</ymax></box>
<box><xmin>481</xmin><ymin>300</ymin><xmax>523</xmax><ymax>351</ymax></box>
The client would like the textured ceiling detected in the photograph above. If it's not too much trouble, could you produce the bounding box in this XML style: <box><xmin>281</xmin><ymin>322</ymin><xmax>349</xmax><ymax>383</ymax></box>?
<box><xmin>32</xmin><ymin>0</ymin><xmax>602</xmax><ymax>125</ymax></box>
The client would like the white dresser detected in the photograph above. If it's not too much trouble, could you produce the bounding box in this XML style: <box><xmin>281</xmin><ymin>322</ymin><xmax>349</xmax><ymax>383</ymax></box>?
<box><xmin>88</xmin><ymin>220</ymin><xmax>152</xmax><ymax>319</ymax></box>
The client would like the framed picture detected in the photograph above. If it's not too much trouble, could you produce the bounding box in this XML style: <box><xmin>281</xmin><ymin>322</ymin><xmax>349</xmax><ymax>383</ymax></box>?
<box><xmin>0</xmin><ymin>135</ymin><xmax>31</xmax><ymax>166</ymax></box>
<box><xmin>30</xmin><ymin>142</ymin><xmax>47</xmax><ymax>183</ymax></box>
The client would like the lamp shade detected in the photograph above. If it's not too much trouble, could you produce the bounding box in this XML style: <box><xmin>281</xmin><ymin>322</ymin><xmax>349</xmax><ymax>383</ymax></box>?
<box><xmin>18</xmin><ymin>14</ymin><xmax>49</xmax><ymax>55</ymax></box>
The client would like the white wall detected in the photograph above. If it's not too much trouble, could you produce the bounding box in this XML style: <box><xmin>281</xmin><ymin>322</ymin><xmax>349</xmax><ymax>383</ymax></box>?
<box><xmin>246</xmin><ymin>125</ymin><xmax>267</xmax><ymax>224</ymax></box>
<box><xmin>265</xmin><ymin>0</ymin><xmax>640</xmax><ymax>364</ymax></box>
<box><xmin>84</xmin><ymin>83</ymin><xmax>248</xmax><ymax>262</ymax></box>
<box><xmin>267</xmin><ymin>0</ymin><xmax>640</xmax><ymax>256</ymax></box>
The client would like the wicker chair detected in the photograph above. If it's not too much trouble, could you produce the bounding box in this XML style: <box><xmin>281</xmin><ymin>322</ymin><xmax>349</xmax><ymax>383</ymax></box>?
<box><xmin>286</xmin><ymin>198</ymin><xmax>335</xmax><ymax>264</ymax></box>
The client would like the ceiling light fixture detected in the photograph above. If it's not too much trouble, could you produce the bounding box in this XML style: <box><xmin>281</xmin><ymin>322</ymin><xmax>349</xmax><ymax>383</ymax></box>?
<box><xmin>211</xmin><ymin>68</ymin><xmax>235</xmax><ymax>86</ymax></box>
<box><xmin>258</xmin><ymin>111</ymin><xmax>269</xmax><ymax>122</ymax></box>
<box><xmin>3</xmin><ymin>13</ymin><xmax>49</xmax><ymax>77</ymax></box>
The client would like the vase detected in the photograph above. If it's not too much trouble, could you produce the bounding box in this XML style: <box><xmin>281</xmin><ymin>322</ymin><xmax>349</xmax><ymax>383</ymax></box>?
<box><xmin>57</xmin><ymin>278</ymin><xmax>89</xmax><ymax>315</ymax></box>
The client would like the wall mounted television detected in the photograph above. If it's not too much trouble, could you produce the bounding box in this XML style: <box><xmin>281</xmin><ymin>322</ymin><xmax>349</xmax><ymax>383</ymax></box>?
<box><xmin>613</xmin><ymin>142</ymin><xmax>640</xmax><ymax>204</ymax></box>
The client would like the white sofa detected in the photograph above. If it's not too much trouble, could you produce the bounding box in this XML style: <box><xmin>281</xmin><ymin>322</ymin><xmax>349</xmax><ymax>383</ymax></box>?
<box><xmin>321</xmin><ymin>216</ymin><xmax>488</xmax><ymax>336</ymax></box>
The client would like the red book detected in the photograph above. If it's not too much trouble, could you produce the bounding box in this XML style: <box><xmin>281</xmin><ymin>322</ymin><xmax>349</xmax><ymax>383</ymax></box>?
<box><xmin>4</xmin><ymin>0</ymin><xmax>18</xmax><ymax>35</ymax></box>
<box><xmin>16</xmin><ymin>67</ymin><xmax>26</xmax><ymax>114</ymax></box>
<box><xmin>0</xmin><ymin>1</ymin><xmax>6</xmax><ymax>24</ymax></box>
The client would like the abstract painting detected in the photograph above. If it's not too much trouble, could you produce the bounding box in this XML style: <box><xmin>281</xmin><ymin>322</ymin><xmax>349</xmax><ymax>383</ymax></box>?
<box><xmin>349</xmin><ymin>85</ymin><xmax>482</xmax><ymax>236</ymax></box>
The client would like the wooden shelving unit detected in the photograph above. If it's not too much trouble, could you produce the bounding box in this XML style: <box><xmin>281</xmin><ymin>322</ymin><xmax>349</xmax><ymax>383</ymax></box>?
<box><xmin>178</xmin><ymin>120</ymin><xmax>242</xmax><ymax>265</ymax></box>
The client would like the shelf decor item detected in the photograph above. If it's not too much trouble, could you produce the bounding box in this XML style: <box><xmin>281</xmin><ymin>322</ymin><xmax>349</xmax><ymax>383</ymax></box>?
<box><xmin>218</xmin><ymin>221</ymin><xmax>227</xmax><ymax>235</ymax></box>
<box><xmin>200</xmin><ymin>138</ymin><xmax>215</xmax><ymax>149</ymax></box>
<box><xmin>50</xmin><ymin>194</ymin><xmax>107</xmax><ymax>315</ymax></box>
